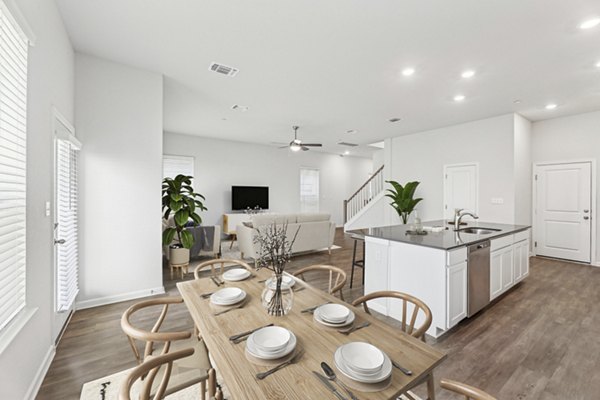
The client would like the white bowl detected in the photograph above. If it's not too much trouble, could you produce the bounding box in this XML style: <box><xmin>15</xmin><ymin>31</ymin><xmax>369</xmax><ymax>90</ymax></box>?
<box><xmin>317</xmin><ymin>304</ymin><xmax>350</xmax><ymax>323</ymax></box>
<box><xmin>340</xmin><ymin>342</ymin><xmax>384</xmax><ymax>374</ymax></box>
<box><xmin>334</xmin><ymin>345</ymin><xmax>392</xmax><ymax>383</ymax></box>
<box><xmin>212</xmin><ymin>287</ymin><xmax>242</xmax><ymax>301</ymax></box>
<box><xmin>250</xmin><ymin>326</ymin><xmax>291</xmax><ymax>353</ymax></box>
<box><xmin>246</xmin><ymin>331</ymin><xmax>297</xmax><ymax>360</ymax></box>
<box><xmin>222</xmin><ymin>268</ymin><xmax>251</xmax><ymax>282</ymax></box>
<box><xmin>265</xmin><ymin>275</ymin><xmax>295</xmax><ymax>289</ymax></box>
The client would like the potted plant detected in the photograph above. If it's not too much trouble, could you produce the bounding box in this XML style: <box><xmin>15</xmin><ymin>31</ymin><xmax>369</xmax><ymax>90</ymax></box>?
<box><xmin>162</xmin><ymin>174</ymin><xmax>207</xmax><ymax>264</ymax></box>
<box><xmin>385</xmin><ymin>180</ymin><xmax>423</xmax><ymax>224</ymax></box>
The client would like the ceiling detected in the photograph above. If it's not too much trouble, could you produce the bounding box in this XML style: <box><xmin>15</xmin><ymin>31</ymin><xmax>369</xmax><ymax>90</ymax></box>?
<box><xmin>56</xmin><ymin>0</ymin><xmax>600</xmax><ymax>158</ymax></box>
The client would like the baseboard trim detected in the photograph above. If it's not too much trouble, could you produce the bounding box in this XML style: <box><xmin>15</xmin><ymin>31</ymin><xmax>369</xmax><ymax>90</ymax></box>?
<box><xmin>25</xmin><ymin>344</ymin><xmax>55</xmax><ymax>400</ymax></box>
<box><xmin>76</xmin><ymin>286</ymin><xmax>166</xmax><ymax>310</ymax></box>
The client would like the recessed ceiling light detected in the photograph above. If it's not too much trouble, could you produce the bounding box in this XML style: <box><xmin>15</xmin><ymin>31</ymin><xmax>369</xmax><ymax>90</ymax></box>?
<box><xmin>388</xmin><ymin>117</ymin><xmax>401</xmax><ymax>123</ymax></box>
<box><xmin>401</xmin><ymin>68</ymin><xmax>415</xmax><ymax>76</ymax></box>
<box><xmin>596</xmin><ymin>60</ymin><xmax>600</xmax><ymax>68</ymax></box>
<box><xmin>580</xmin><ymin>18</ymin><xmax>600</xmax><ymax>30</ymax></box>
<box><xmin>461</xmin><ymin>70</ymin><xmax>476</xmax><ymax>79</ymax></box>
<box><xmin>545</xmin><ymin>103</ymin><xmax>558</xmax><ymax>110</ymax></box>
<box><xmin>231</xmin><ymin>104</ymin><xmax>249</xmax><ymax>112</ymax></box>
<box><xmin>344</xmin><ymin>150</ymin><xmax>350</xmax><ymax>155</ymax></box>
<box><xmin>453</xmin><ymin>94</ymin><xmax>466</xmax><ymax>102</ymax></box>
<box><xmin>513</xmin><ymin>100</ymin><xmax>521</xmax><ymax>104</ymax></box>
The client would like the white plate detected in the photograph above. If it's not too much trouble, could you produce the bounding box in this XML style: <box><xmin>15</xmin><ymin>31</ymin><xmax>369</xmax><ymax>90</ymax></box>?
<box><xmin>222</xmin><ymin>268</ymin><xmax>251</xmax><ymax>282</ymax></box>
<box><xmin>210</xmin><ymin>288</ymin><xmax>246</xmax><ymax>306</ymax></box>
<box><xmin>247</xmin><ymin>331</ymin><xmax>297</xmax><ymax>360</ymax></box>
<box><xmin>334</xmin><ymin>345</ymin><xmax>392</xmax><ymax>383</ymax></box>
<box><xmin>340</xmin><ymin>342</ymin><xmax>384</xmax><ymax>374</ymax></box>
<box><xmin>313</xmin><ymin>308</ymin><xmax>355</xmax><ymax>327</ymax></box>
<box><xmin>317</xmin><ymin>304</ymin><xmax>350</xmax><ymax>324</ymax></box>
<box><xmin>250</xmin><ymin>326</ymin><xmax>291</xmax><ymax>353</ymax></box>
<box><xmin>265</xmin><ymin>275</ymin><xmax>295</xmax><ymax>289</ymax></box>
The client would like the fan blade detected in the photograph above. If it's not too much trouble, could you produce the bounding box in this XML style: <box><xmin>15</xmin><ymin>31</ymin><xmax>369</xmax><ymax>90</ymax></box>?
<box><xmin>302</xmin><ymin>143</ymin><xmax>322</xmax><ymax>147</ymax></box>
<box><xmin>301</xmin><ymin>146</ymin><xmax>310</xmax><ymax>151</ymax></box>
<box><xmin>278</xmin><ymin>145</ymin><xmax>290</xmax><ymax>149</ymax></box>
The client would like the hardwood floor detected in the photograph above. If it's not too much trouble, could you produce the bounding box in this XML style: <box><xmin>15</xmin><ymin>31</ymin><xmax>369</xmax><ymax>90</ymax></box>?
<box><xmin>37</xmin><ymin>229</ymin><xmax>600</xmax><ymax>399</ymax></box>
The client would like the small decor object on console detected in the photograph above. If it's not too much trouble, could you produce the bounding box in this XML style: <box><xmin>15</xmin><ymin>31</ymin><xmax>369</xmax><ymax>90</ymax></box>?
<box><xmin>254</xmin><ymin>222</ymin><xmax>300</xmax><ymax>316</ymax></box>
<box><xmin>385</xmin><ymin>180</ymin><xmax>423</xmax><ymax>224</ymax></box>
<box><xmin>245</xmin><ymin>205</ymin><xmax>263</xmax><ymax>215</ymax></box>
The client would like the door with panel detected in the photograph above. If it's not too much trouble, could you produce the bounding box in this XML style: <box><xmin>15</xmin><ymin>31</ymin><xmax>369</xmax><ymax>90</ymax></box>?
<box><xmin>535</xmin><ymin>162</ymin><xmax>592</xmax><ymax>263</ymax></box>
<box><xmin>443</xmin><ymin>163</ymin><xmax>478</xmax><ymax>220</ymax></box>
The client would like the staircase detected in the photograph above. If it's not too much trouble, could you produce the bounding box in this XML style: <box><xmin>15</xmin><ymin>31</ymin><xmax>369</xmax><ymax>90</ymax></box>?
<box><xmin>343</xmin><ymin>165</ymin><xmax>385</xmax><ymax>229</ymax></box>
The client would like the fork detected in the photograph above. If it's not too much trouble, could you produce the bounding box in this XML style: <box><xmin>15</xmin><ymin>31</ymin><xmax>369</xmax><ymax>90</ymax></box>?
<box><xmin>210</xmin><ymin>276</ymin><xmax>222</xmax><ymax>287</ymax></box>
<box><xmin>255</xmin><ymin>349</ymin><xmax>305</xmax><ymax>380</ymax></box>
<box><xmin>200</xmin><ymin>291</ymin><xmax>215</xmax><ymax>299</ymax></box>
<box><xmin>301</xmin><ymin>301</ymin><xmax>331</xmax><ymax>314</ymax></box>
<box><xmin>338</xmin><ymin>321</ymin><xmax>370</xmax><ymax>335</ymax></box>
<box><xmin>213</xmin><ymin>301</ymin><xmax>246</xmax><ymax>316</ymax></box>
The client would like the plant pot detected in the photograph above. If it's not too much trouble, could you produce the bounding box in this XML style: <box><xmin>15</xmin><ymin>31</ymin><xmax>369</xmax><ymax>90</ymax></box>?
<box><xmin>169</xmin><ymin>247</ymin><xmax>190</xmax><ymax>265</ymax></box>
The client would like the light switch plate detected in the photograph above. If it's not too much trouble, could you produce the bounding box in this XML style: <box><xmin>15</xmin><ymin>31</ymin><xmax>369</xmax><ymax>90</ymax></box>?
<box><xmin>45</xmin><ymin>201</ymin><xmax>51</xmax><ymax>217</ymax></box>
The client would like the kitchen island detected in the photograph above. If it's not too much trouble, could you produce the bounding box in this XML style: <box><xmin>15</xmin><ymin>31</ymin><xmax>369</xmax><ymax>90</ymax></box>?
<box><xmin>349</xmin><ymin>220</ymin><xmax>530</xmax><ymax>338</ymax></box>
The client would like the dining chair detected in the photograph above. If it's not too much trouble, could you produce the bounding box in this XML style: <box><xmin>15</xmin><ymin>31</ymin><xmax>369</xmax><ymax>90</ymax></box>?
<box><xmin>193</xmin><ymin>258</ymin><xmax>255</xmax><ymax>280</ymax></box>
<box><xmin>440</xmin><ymin>379</ymin><xmax>497</xmax><ymax>400</ymax></box>
<box><xmin>118</xmin><ymin>348</ymin><xmax>223</xmax><ymax>400</ymax></box>
<box><xmin>351</xmin><ymin>290</ymin><xmax>434</xmax><ymax>400</ymax></box>
<box><xmin>292</xmin><ymin>264</ymin><xmax>347</xmax><ymax>300</ymax></box>
<box><xmin>120</xmin><ymin>296</ymin><xmax>217</xmax><ymax>400</ymax></box>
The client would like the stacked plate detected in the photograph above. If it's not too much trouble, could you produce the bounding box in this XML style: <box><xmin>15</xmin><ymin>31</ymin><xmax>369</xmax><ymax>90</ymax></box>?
<box><xmin>210</xmin><ymin>287</ymin><xmax>246</xmax><ymax>306</ymax></box>
<box><xmin>222</xmin><ymin>268</ymin><xmax>251</xmax><ymax>282</ymax></box>
<box><xmin>314</xmin><ymin>303</ymin><xmax>355</xmax><ymax>327</ymax></box>
<box><xmin>265</xmin><ymin>275</ymin><xmax>295</xmax><ymax>289</ymax></box>
<box><xmin>334</xmin><ymin>342</ymin><xmax>392</xmax><ymax>383</ymax></box>
<box><xmin>246</xmin><ymin>326</ymin><xmax>297</xmax><ymax>360</ymax></box>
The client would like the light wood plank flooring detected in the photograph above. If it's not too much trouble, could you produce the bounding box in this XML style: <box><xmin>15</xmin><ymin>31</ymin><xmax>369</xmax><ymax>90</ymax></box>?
<box><xmin>37</xmin><ymin>229</ymin><xmax>600</xmax><ymax>399</ymax></box>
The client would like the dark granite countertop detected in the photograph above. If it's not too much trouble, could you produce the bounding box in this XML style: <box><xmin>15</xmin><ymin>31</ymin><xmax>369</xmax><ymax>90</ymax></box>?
<box><xmin>348</xmin><ymin>220</ymin><xmax>530</xmax><ymax>250</ymax></box>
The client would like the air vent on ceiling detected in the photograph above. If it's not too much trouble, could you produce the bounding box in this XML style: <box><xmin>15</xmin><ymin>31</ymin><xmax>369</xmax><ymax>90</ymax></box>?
<box><xmin>388</xmin><ymin>117</ymin><xmax>401</xmax><ymax>123</ymax></box>
<box><xmin>209</xmin><ymin>62</ymin><xmax>239</xmax><ymax>77</ymax></box>
<box><xmin>337</xmin><ymin>141</ymin><xmax>359</xmax><ymax>147</ymax></box>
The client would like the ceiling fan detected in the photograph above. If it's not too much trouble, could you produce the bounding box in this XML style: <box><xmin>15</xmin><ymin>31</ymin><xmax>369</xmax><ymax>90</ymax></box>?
<box><xmin>280</xmin><ymin>126</ymin><xmax>323</xmax><ymax>152</ymax></box>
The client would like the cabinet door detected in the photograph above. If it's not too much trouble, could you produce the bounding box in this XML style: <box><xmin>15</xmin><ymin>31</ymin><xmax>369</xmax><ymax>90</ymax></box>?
<box><xmin>518</xmin><ymin>239</ymin><xmax>530</xmax><ymax>280</ymax></box>
<box><xmin>490</xmin><ymin>250</ymin><xmax>503</xmax><ymax>300</ymax></box>
<box><xmin>446</xmin><ymin>261</ymin><xmax>468</xmax><ymax>329</ymax></box>
<box><xmin>501</xmin><ymin>247</ymin><xmax>514</xmax><ymax>291</ymax></box>
<box><xmin>513</xmin><ymin>241</ymin><xmax>523</xmax><ymax>282</ymax></box>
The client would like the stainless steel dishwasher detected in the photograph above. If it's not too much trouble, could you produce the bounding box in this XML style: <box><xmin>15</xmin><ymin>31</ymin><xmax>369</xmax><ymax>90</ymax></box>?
<box><xmin>467</xmin><ymin>240</ymin><xmax>491</xmax><ymax>317</ymax></box>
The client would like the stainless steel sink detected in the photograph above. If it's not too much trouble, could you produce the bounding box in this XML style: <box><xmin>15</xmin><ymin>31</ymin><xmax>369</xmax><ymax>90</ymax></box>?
<box><xmin>457</xmin><ymin>227</ymin><xmax>501</xmax><ymax>235</ymax></box>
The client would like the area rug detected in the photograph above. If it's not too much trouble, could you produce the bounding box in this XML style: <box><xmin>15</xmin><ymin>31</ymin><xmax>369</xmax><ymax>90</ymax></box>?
<box><xmin>220</xmin><ymin>240</ymin><xmax>341</xmax><ymax>261</ymax></box>
<box><xmin>80</xmin><ymin>367</ymin><xmax>229</xmax><ymax>400</ymax></box>
<box><xmin>81</xmin><ymin>367</ymin><xmax>421</xmax><ymax>399</ymax></box>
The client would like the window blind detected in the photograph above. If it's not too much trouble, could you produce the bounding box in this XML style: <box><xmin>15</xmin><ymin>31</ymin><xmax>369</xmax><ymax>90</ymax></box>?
<box><xmin>55</xmin><ymin>138</ymin><xmax>79</xmax><ymax>312</ymax></box>
<box><xmin>163</xmin><ymin>155</ymin><xmax>194</xmax><ymax>179</ymax></box>
<box><xmin>300</xmin><ymin>168</ymin><xmax>320</xmax><ymax>213</ymax></box>
<box><xmin>0</xmin><ymin>2</ymin><xmax>28</xmax><ymax>331</ymax></box>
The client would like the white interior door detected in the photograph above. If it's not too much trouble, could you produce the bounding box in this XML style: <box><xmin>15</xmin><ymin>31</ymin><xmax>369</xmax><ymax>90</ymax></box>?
<box><xmin>535</xmin><ymin>162</ymin><xmax>592</xmax><ymax>263</ymax></box>
<box><xmin>52</xmin><ymin>113</ymin><xmax>81</xmax><ymax>343</ymax></box>
<box><xmin>444</xmin><ymin>163</ymin><xmax>478</xmax><ymax>219</ymax></box>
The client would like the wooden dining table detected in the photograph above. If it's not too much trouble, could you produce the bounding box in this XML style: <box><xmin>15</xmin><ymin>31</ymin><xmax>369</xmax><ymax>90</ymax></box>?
<box><xmin>177</xmin><ymin>268</ymin><xmax>446</xmax><ymax>400</ymax></box>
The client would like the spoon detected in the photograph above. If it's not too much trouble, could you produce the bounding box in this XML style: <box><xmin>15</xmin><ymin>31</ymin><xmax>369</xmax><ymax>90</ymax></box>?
<box><xmin>321</xmin><ymin>362</ymin><xmax>359</xmax><ymax>400</ymax></box>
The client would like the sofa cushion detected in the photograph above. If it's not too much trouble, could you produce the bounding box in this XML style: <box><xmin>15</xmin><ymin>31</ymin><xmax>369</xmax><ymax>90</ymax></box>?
<box><xmin>252</xmin><ymin>214</ymin><xmax>297</xmax><ymax>226</ymax></box>
<box><xmin>296</xmin><ymin>213</ymin><xmax>330</xmax><ymax>223</ymax></box>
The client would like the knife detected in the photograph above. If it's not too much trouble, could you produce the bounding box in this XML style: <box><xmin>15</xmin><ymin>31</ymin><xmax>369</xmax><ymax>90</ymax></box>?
<box><xmin>312</xmin><ymin>371</ymin><xmax>347</xmax><ymax>400</ymax></box>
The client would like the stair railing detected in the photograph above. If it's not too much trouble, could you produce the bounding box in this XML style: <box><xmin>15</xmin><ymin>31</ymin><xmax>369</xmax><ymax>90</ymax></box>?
<box><xmin>344</xmin><ymin>165</ymin><xmax>384</xmax><ymax>223</ymax></box>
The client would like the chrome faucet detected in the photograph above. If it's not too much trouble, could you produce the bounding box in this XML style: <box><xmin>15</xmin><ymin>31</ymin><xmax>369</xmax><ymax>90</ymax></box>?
<box><xmin>453</xmin><ymin>208</ymin><xmax>479</xmax><ymax>230</ymax></box>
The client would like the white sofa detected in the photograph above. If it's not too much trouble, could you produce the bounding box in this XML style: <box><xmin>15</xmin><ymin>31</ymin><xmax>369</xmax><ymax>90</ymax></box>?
<box><xmin>236</xmin><ymin>213</ymin><xmax>336</xmax><ymax>261</ymax></box>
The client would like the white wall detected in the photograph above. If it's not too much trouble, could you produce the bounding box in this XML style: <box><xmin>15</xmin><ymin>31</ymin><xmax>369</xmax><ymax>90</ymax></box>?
<box><xmin>388</xmin><ymin>114</ymin><xmax>517</xmax><ymax>224</ymax></box>
<box><xmin>532</xmin><ymin>110</ymin><xmax>600</xmax><ymax>263</ymax></box>
<box><xmin>0</xmin><ymin>1</ymin><xmax>74</xmax><ymax>399</ymax></box>
<box><xmin>163</xmin><ymin>133</ymin><xmax>373</xmax><ymax>227</ymax></box>
<box><xmin>76</xmin><ymin>54</ymin><xmax>164</xmax><ymax>308</ymax></box>
<box><xmin>372</xmin><ymin>149</ymin><xmax>384</xmax><ymax>172</ymax></box>
<box><xmin>513</xmin><ymin>114</ymin><xmax>532</xmax><ymax>225</ymax></box>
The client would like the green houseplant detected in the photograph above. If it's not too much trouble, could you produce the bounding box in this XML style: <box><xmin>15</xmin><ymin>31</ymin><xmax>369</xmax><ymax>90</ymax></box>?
<box><xmin>385</xmin><ymin>180</ymin><xmax>423</xmax><ymax>224</ymax></box>
<box><xmin>162</xmin><ymin>174</ymin><xmax>207</xmax><ymax>264</ymax></box>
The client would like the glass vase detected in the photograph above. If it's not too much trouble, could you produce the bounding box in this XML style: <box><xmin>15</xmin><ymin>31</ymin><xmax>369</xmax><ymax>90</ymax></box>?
<box><xmin>261</xmin><ymin>272</ymin><xmax>294</xmax><ymax>316</ymax></box>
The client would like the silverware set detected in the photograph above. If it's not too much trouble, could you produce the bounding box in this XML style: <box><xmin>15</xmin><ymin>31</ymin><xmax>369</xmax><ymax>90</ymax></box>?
<box><xmin>391</xmin><ymin>359</ymin><xmax>412</xmax><ymax>376</ymax></box>
<box><xmin>321</xmin><ymin>362</ymin><xmax>359</xmax><ymax>400</ymax></box>
<box><xmin>229</xmin><ymin>323</ymin><xmax>274</xmax><ymax>344</ymax></box>
<box><xmin>300</xmin><ymin>301</ymin><xmax>332</xmax><ymax>314</ymax></box>
<box><xmin>213</xmin><ymin>300</ymin><xmax>246</xmax><ymax>316</ymax></box>
<box><xmin>338</xmin><ymin>321</ymin><xmax>370</xmax><ymax>335</ymax></box>
<box><xmin>313</xmin><ymin>371</ymin><xmax>347</xmax><ymax>400</ymax></box>
<box><xmin>200</xmin><ymin>291</ymin><xmax>214</xmax><ymax>299</ymax></box>
<box><xmin>255</xmin><ymin>349</ymin><xmax>305</xmax><ymax>380</ymax></box>
<box><xmin>210</xmin><ymin>276</ymin><xmax>225</xmax><ymax>287</ymax></box>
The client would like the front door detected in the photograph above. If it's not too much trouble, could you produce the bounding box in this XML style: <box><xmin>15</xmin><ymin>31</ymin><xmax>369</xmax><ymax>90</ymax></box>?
<box><xmin>535</xmin><ymin>161</ymin><xmax>592</xmax><ymax>263</ymax></box>
<box><xmin>52</xmin><ymin>112</ymin><xmax>81</xmax><ymax>343</ymax></box>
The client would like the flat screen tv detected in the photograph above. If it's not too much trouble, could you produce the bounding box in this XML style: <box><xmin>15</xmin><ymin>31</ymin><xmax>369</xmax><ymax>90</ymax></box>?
<box><xmin>232</xmin><ymin>186</ymin><xmax>269</xmax><ymax>210</ymax></box>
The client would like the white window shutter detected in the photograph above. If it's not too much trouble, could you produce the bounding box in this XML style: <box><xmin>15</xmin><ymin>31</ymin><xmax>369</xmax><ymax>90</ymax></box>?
<box><xmin>300</xmin><ymin>168</ymin><xmax>320</xmax><ymax>213</ymax></box>
<box><xmin>163</xmin><ymin>155</ymin><xmax>194</xmax><ymax>179</ymax></box>
<box><xmin>55</xmin><ymin>139</ymin><xmax>79</xmax><ymax>312</ymax></box>
<box><xmin>0</xmin><ymin>2</ymin><xmax>28</xmax><ymax>331</ymax></box>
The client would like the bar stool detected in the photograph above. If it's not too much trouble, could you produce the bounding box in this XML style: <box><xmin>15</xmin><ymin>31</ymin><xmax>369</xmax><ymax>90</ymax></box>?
<box><xmin>349</xmin><ymin>233</ymin><xmax>365</xmax><ymax>288</ymax></box>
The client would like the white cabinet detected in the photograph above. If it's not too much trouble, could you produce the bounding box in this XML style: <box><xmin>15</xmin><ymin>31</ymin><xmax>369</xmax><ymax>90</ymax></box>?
<box><xmin>490</xmin><ymin>243</ymin><xmax>513</xmax><ymax>300</ymax></box>
<box><xmin>446</xmin><ymin>261</ymin><xmax>467</xmax><ymax>329</ymax></box>
<box><xmin>513</xmin><ymin>239</ymin><xmax>529</xmax><ymax>282</ymax></box>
